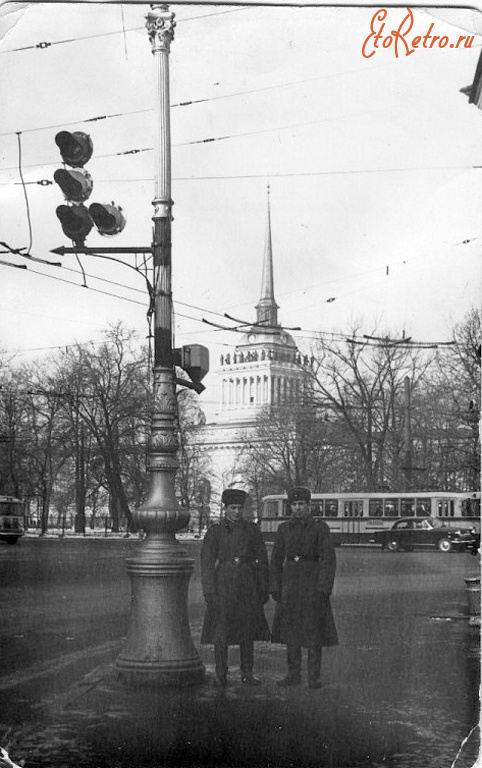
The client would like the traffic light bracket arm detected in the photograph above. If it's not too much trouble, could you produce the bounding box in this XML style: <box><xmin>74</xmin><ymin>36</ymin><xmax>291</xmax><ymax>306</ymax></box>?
<box><xmin>50</xmin><ymin>246</ymin><xmax>155</xmax><ymax>296</ymax></box>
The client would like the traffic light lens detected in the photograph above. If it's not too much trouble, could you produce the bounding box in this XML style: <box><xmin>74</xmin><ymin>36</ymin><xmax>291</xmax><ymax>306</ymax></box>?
<box><xmin>89</xmin><ymin>203</ymin><xmax>126</xmax><ymax>236</ymax></box>
<box><xmin>55</xmin><ymin>131</ymin><xmax>93</xmax><ymax>168</ymax></box>
<box><xmin>56</xmin><ymin>205</ymin><xmax>93</xmax><ymax>243</ymax></box>
<box><xmin>54</xmin><ymin>168</ymin><xmax>93</xmax><ymax>203</ymax></box>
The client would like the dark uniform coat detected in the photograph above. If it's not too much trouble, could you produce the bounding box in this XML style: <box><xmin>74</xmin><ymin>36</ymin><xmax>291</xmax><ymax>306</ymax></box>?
<box><xmin>201</xmin><ymin>518</ymin><xmax>271</xmax><ymax>646</ymax></box>
<box><xmin>270</xmin><ymin>516</ymin><xmax>338</xmax><ymax>648</ymax></box>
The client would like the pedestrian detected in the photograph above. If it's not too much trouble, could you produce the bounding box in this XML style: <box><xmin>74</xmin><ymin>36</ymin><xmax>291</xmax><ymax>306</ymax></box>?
<box><xmin>200</xmin><ymin>488</ymin><xmax>270</xmax><ymax>687</ymax></box>
<box><xmin>270</xmin><ymin>486</ymin><xmax>338</xmax><ymax>689</ymax></box>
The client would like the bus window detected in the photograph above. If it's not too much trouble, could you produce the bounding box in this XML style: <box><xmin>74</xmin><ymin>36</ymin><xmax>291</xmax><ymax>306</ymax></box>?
<box><xmin>325</xmin><ymin>502</ymin><xmax>338</xmax><ymax>518</ymax></box>
<box><xmin>282</xmin><ymin>499</ymin><xmax>291</xmax><ymax>517</ymax></box>
<box><xmin>311</xmin><ymin>502</ymin><xmax>323</xmax><ymax>517</ymax></box>
<box><xmin>344</xmin><ymin>500</ymin><xmax>363</xmax><ymax>517</ymax></box>
<box><xmin>416</xmin><ymin>498</ymin><xmax>431</xmax><ymax>517</ymax></box>
<box><xmin>369</xmin><ymin>499</ymin><xmax>383</xmax><ymax>517</ymax></box>
<box><xmin>400</xmin><ymin>498</ymin><xmax>415</xmax><ymax>516</ymax></box>
<box><xmin>264</xmin><ymin>500</ymin><xmax>280</xmax><ymax>518</ymax></box>
<box><xmin>438</xmin><ymin>500</ymin><xmax>454</xmax><ymax>518</ymax></box>
<box><xmin>384</xmin><ymin>500</ymin><xmax>398</xmax><ymax>517</ymax></box>
<box><xmin>462</xmin><ymin>498</ymin><xmax>480</xmax><ymax>517</ymax></box>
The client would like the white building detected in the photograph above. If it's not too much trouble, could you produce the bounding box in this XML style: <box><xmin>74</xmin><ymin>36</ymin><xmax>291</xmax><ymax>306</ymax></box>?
<box><xmin>198</xmin><ymin>198</ymin><xmax>312</xmax><ymax>512</ymax></box>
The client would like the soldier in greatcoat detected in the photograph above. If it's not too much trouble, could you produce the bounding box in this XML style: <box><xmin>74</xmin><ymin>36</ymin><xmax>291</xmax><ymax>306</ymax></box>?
<box><xmin>270</xmin><ymin>486</ymin><xmax>338</xmax><ymax>689</ymax></box>
<box><xmin>201</xmin><ymin>488</ymin><xmax>270</xmax><ymax>687</ymax></box>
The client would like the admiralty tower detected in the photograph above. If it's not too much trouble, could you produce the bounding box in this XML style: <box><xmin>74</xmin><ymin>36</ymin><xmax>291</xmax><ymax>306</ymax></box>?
<box><xmin>198</xmin><ymin>195</ymin><xmax>312</xmax><ymax>510</ymax></box>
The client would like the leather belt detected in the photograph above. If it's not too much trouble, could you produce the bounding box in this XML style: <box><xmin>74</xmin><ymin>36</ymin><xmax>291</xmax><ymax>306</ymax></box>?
<box><xmin>287</xmin><ymin>556</ymin><xmax>318</xmax><ymax>563</ymax></box>
<box><xmin>219</xmin><ymin>557</ymin><xmax>255</xmax><ymax>565</ymax></box>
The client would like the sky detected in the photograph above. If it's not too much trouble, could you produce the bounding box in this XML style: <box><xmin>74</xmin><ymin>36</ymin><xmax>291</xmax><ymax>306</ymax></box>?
<box><xmin>0</xmin><ymin>1</ymin><xmax>481</xmax><ymax>405</ymax></box>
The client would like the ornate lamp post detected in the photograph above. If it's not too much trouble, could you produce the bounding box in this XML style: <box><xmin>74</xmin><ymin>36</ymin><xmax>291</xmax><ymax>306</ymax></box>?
<box><xmin>116</xmin><ymin>3</ymin><xmax>205</xmax><ymax>686</ymax></box>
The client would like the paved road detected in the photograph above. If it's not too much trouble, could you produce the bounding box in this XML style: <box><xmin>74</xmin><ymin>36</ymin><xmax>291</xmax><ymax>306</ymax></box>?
<box><xmin>0</xmin><ymin>537</ymin><xmax>479</xmax><ymax>768</ymax></box>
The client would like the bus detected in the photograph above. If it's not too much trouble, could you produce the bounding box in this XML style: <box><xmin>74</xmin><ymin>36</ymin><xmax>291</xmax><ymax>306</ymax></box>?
<box><xmin>259</xmin><ymin>491</ymin><xmax>481</xmax><ymax>545</ymax></box>
<box><xmin>0</xmin><ymin>496</ymin><xmax>26</xmax><ymax>545</ymax></box>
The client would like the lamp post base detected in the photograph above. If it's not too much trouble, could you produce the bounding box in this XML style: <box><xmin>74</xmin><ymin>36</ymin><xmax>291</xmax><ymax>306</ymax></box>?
<box><xmin>116</xmin><ymin>533</ymin><xmax>205</xmax><ymax>687</ymax></box>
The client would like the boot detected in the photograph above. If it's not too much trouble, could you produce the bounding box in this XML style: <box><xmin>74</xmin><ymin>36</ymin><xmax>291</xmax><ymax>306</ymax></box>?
<box><xmin>240</xmin><ymin>642</ymin><xmax>262</xmax><ymax>685</ymax></box>
<box><xmin>278</xmin><ymin>645</ymin><xmax>301</xmax><ymax>686</ymax></box>
<box><xmin>214</xmin><ymin>643</ymin><xmax>228</xmax><ymax>686</ymax></box>
<box><xmin>307</xmin><ymin>645</ymin><xmax>322</xmax><ymax>689</ymax></box>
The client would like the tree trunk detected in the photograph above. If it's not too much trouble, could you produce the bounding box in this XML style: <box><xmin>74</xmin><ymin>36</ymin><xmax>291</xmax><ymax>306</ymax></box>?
<box><xmin>40</xmin><ymin>484</ymin><xmax>50</xmax><ymax>535</ymax></box>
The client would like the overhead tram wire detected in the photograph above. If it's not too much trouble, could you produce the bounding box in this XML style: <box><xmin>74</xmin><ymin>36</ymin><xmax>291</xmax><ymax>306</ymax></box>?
<box><xmin>0</xmin><ymin>109</ymin><xmax>382</xmax><ymax>173</ymax></box>
<box><xmin>0</xmin><ymin>246</ymin><xmax>466</xmax><ymax>350</ymax></box>
<box><xmin>0</xmin><ymin>61</ymin><xmax>395</xmax><ymax>140</ymax></box>
<box><xmin>2</xmin><ymin>162</ymin><xmax>477</xmax><ymax>184</ymax></box>
<box><xmin>0</xmin><ymin>7</ymin><xmax>252</xmax><ymax>55</ymax></box>
<box><xmin>1</xmin><ymin>257</ymin><xmax>458</xmax><ymax>351</ymax></box>
<box><xmin>0</xmin><ymin>254</ymin><xmax>256</xmax><ymax>327</ymax></box>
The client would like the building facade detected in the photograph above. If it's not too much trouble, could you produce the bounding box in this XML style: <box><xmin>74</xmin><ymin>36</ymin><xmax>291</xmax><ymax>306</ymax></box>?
<box><xmin>198</xmin><ymin>198</ymin><xmax>312</xmax><ymax>513</ymax></box>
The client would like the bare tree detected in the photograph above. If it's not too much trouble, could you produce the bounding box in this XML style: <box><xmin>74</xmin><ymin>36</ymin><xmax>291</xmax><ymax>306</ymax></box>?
<box><xmin>307</xmin><ymin>327</ymin><xmax>430</xmax><ymax>492</ymax></box>
<box><xmin>55</xmin><ymin>323</ymin><xmax>148</xmax><ymax>532</ymax></box>
<box><xmin>423</xmin><ymin>308</ymin><xmax>481</xmax><ymax>490</ymax></box>
<box><xmin>176</xmin><ymin>387</ymin><xmax>212</xmax><ymax>529</ymax></box>
<box><xmin>17</xmin><ymin>364</ymin><xmax>72</xmax><ymax>534</ymax></box>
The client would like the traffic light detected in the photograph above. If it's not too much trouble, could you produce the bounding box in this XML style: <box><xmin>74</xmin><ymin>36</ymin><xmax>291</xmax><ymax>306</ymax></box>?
<box><xmin>54</xmin><ymin>131</ymin><xmax>125</xmax><ymax>245</ymax></box>
<box><xmin>55</xmin><ymin>131</ymin><xmax>93</xmax><ymax>167</ymax></box>
<box><xmin>174</xmin><ymin>345</ymin><xmax>209</xmax><ymax>393</ymax></box>
<box><xmin>89</xmin><ymin>203</ymin><xmax>126</xmax><ymax>237</ymax></box>
<box><xmin>56</xmin><ymin>205</ymin><xmax>93</xmax><ymax>242</ymax></box>
<box><xmin>54</xmin><ymin>169</ymin><xmax>93</xmax><ymax>203</ymax></box>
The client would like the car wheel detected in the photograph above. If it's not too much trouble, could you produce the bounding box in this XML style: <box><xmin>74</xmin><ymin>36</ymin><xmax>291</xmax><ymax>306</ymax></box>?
<box><xmin>438</xmin><ymin>538</ymin><xmax>452</xmax><ymax>553</ymax></box>
<box><xmin>6</xmin><ymin>538</ymin><xmax>18</xmax><ymax>546</ymax></box>
<box><xmin>387</xmin><ymin>539</ymin><xmax>400</xmax><ymax>552</ymax></box>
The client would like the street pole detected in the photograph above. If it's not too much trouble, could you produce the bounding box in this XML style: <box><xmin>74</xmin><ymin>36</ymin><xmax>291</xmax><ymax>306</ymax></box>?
<box><xmin>116</xmin><ymin>3</ymin><xmax>204</xmax><ymax>686</ymax></box>
<box><xmin>402</xmin><ymin>375</ymin><xmax>412</xmax><ymax>492</ymax></box>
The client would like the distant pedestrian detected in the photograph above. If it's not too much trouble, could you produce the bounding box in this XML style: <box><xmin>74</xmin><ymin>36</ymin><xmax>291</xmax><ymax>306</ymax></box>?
<box><xmin>201</xmin><ymin>488</ymin><xmax>270</xmax><ymax>687</ymax></box>
<box><xmin>270</xmin><ymin>486</ymin><xmax>338</xmax><ymax>689</ymax></box>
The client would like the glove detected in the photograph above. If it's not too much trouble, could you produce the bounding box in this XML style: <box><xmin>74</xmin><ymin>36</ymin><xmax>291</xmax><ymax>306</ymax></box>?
<box><xmin>271</xmin><ymin>591</ymin><xmax>281</xmax><ymax>603</ymax></box>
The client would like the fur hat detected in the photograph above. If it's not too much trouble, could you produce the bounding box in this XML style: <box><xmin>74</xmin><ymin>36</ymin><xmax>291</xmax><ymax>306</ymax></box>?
<box><xmin>221</xmin><ymin>488</ymin><xmax>247</xmax><ymax>506</ymax></box>
<box><xmin>287</xmin><ymin>486</ymin><xmax>311</xmax><ymax>504</ymax></box>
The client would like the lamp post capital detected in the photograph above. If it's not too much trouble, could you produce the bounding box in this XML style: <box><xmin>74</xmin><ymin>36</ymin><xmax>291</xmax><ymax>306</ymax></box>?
<box><xmin>146</xmin><ymin>4</ymin><xmax>175</xmax><ymax>54</ymax></box>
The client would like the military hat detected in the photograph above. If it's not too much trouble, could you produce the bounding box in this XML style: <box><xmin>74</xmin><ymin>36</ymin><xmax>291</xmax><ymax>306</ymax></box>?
<box><xmin>221</xmin><ymin>488</ymin><xmax>247</xmax><ymax>506</ymax></box>
<box><xmin>287</xmin><ymin>486</ymin><xmax>311</xmax><ymax>504</ymax></box>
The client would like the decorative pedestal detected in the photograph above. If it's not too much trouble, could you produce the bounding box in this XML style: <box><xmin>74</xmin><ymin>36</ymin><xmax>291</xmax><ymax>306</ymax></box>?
<box><xmin>117</xmin><ymin>534</ymin><xmax>204</xmax><ymax>685</ymax></box>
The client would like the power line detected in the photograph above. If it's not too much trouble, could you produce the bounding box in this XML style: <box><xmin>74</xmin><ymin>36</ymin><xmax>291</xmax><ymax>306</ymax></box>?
<box><xmin>0</xmin><ymin>7</ymin><xmax>251</xmax><ymax>55</ymax></box>
<box><xmin>0</xmin><ymin>256</ymin><xmax>239</xmax><ymax>330</ymax></box>
<box><xmin>0</xmin><ymin>108</ymin><xmax>384</xmax><ymax>172</ymax></box>
<box><xmin>2</xmin><ymin>164</ymin><xmax>478</xmax><ymax>188</ymax></box>
<box><xmin>0</xmin><ymin>64</ymin><xmax>389</xmax><ymax>139</ymax></box>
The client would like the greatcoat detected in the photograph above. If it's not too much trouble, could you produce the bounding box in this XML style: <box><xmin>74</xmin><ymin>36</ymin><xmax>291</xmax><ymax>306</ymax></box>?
<box><xmin>270</xmin><ymin>515</ymin><xmax>339</xmax><ymax>648</ymax></box>
<box><xmin>200</xmin><ymin>518</ymin><xmax>270</xmax><ymax>646</ymax></box>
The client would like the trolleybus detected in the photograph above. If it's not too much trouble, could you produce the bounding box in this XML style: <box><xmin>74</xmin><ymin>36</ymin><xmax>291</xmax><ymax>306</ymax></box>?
<box><xmin>260</xmin><ymin>491</ymin><xmax>481</xmax><ymax>545</ymax></box>
<box><xmin>0</xmin><ymin>496</ymin><xmax>25</xmax><ymax>545</ymax></box>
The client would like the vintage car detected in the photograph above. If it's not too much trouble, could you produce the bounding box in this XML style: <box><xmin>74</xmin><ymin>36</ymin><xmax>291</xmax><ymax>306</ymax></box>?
<box><xmin>372</xmin><ymin>517</ymin><xmax>477</xmax><ymax>553</ymax></box>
